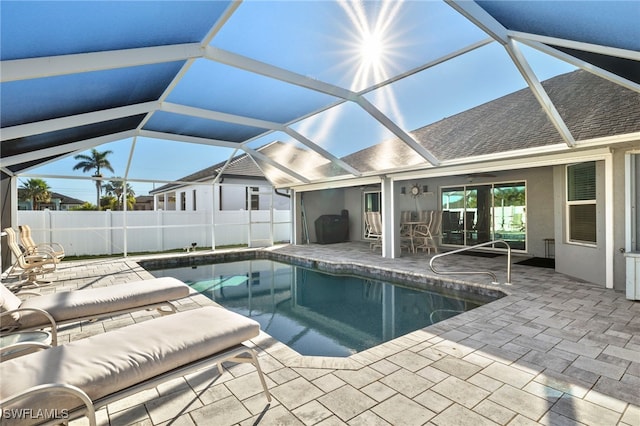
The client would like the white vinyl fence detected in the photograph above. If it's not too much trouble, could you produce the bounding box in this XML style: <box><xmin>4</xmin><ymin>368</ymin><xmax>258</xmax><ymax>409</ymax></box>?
<box><xmin>17</xmin><ymin>209</ymin><xmax>292</xmax><ymax>257</ymax></box>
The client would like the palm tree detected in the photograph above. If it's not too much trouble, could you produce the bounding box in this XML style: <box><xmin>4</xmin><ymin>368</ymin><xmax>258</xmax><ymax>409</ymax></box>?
<box><xmin>19</xmin><ymin>178</ymin><xmax>51</xmax><ymax>210</ymax></box>
<box><xmin>103</xmin><ymin>179</ymin><xmax>135</xmax><ymax>210</ymax></box>
<box><xmin>73</xmin><ymin>148</ymin><xmax>114</xmax><ymax>210</ymax></box>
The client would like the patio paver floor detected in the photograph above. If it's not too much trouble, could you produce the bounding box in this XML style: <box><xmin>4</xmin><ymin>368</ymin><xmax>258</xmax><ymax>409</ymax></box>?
<box><xmin>5</xmin><ymin>242</ymin><xmax>639</xmax><ymax>426</ymax></box>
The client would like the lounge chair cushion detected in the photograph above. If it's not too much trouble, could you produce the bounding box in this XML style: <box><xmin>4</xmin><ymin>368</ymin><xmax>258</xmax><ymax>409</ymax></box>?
<box><xmin>0</xmin><ymin>307</ymin><xmax>260</xmax><ymax>422</ymax></box>
<box><xmin>9</xmin><ymin>277</ymin><xmax>190</xmax><ymax>329</ymax></box>
<box><xmin>0</xmin><ymin>284</ymin><xmax>22</xmax><ymax>312</ymax></box>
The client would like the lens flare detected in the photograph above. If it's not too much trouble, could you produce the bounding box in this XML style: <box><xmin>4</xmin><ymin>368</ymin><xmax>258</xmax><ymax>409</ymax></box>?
<box><xmin>360</xmin><ymin>29</ymin><xmax>384</xmax><ymax>68</ymax></box>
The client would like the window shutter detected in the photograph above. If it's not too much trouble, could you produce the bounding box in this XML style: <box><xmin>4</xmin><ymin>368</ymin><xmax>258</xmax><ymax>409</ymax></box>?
<box><xmin>568</xmin><ymin>162</ymin><xmax>595</xmax><ymax>201</ymax></box>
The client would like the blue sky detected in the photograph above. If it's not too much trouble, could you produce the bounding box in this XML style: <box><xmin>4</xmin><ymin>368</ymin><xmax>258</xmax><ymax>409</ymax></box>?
<box><xmin>21</xmin><ymin>0</ymin><xmax>576</xmax><ymax>203</ymax></box>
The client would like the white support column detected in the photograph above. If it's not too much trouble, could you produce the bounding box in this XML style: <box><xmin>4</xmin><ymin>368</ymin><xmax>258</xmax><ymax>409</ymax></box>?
<box><xmin>605</xmin><ymin>153</ymin><xmax>614</xmax><ymax>289</ymax></box>
<box><xmin>291</xmin><ymin>190</ymin><xmax>298</xmax><ymax>245</ymax></box>
<box><xmin>381</xmin><ymin>177</ymin><xmax>397</xmax><ymax>258</ymax></box>
<box><xmin>211</xmin><ymin>182</ymin><xmax>217</xmax><ymax>250</ymax></box>
<box><xmin>10</xmin><ymin>176</ymin><xmax>18</xmax><ymax>231</ymax></box>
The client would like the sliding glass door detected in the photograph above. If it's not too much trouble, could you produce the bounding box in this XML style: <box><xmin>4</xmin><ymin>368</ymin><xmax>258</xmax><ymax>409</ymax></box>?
<box><xmin>363</xmin><ymin>191</ymin><xmax>381</xmax><ymax>240</ymax></box>
<box><xmin>441</xmin><ymin>182</ymin><xmax>526</xmax><ymax>250</ymax></box>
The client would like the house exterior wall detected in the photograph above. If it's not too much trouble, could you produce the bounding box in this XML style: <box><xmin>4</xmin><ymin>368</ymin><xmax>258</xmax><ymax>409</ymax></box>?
<box><xmin>154</xmin><ymin>179</ymin><xmax>289</xmax><ymax>213</ymax></box>
<box><xmin>299</xmin><ymin>188</ymin><xmax>347</xmax><ymax>243</ymax></box>
<box><xmin>296</xmin><ymin>162</ymin><xmax>623</xmax><ymax>288</ymax></box>
<box><xmin>553</xmin><ymin>161</ymin><xmax>607</xmax><ymax>287</ymax></box>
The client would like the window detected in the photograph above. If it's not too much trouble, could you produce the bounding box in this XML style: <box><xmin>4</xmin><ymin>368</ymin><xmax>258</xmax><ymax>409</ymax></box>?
<box><xmin>567</xmin><ymin>162</ymin><xmax>596</xmax><ymax>244</ymax></box>
<box><xmin>192</xmin><ymin>190</ymin><xmax>197</xmax><ymax>211</ymax></box>
<box><xmin>180</xmin><ymin>192</ymin><xmax>186</xmax><ymax>211</ymax></box>
<box><xmin>247</xmin><ymin>187</ymin><xmax>259</xmax><ymax>210</ymax></box>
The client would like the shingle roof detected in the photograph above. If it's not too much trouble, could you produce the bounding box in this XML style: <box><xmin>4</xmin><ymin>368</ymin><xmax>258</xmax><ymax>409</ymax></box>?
<box><xmin>18</xmin><ymin>190</ymin><xmax>85</xmax><ymax>205</ymax></box>
<box><xmin>151</xmin><ymin>70</ymin><xmax>640</xmax><ymax>188</ymax></box>
<box><xmin>150</xmin><ymin>147</ymin><xmax>265</xmax><ymax>193</ymax></box>
<box><xmin>340</xmin><ymin>70</ymin><xmax>640</xmax><ymax>173</ymax></box>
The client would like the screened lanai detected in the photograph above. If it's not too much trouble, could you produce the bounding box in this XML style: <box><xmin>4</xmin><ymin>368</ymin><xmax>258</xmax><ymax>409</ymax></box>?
<box><xmin>1</xmin><ymin>1</ymin><xmax>639</xmax><ymax>270</ymax></box>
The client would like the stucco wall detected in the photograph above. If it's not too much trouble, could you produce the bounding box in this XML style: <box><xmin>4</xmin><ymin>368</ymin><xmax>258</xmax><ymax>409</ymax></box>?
<box><xmin>553</xmin><ymin>161</ymin><xmax>606</xmax><ymax>286</ymax></box>
<box><xmin>400</xmin><ymin>167</ymin><xmax>555</xmax><ymax>257</ymax></box>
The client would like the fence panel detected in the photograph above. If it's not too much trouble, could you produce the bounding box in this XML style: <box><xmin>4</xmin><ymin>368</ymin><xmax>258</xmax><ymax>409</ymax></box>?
<box><xmin>16</xmin><ymin>209</ymin><xmax>291</xmax><ymax>256</ymax></box>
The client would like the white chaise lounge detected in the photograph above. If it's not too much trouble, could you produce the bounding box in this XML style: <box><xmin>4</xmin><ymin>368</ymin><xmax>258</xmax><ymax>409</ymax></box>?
<box><xmin>0</xmin><ymin>277</ymin><xmax>191</xmax><ymax>346</ymax></box>
<box><xmin>0</xmin><ymin>306</ymin><xmax>271</xmax><ymax>426</ymax></box>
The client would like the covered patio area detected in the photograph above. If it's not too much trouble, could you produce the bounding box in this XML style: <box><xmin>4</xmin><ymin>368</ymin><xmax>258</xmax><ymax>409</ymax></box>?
<box><xmin>13</xmin><ymin>243</ymin><xmax>638</xmax><ymax>425</ymax></box>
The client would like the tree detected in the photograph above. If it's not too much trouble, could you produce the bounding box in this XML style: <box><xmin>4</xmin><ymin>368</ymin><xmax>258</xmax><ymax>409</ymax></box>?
<box><xmin>19</xmin><ymin>178</ymin><xmax>51</xmax><ymax>210</ymax></box>
<box><xmin>103</xmin><ymin>179</ymin><xmax>135</xmax><ymax>210</ymax></box>
<box><xmin>71</xmin><ymin>202</ymin><xmax>98</xmax><ymax>211</ymax></box>
<box><xmin>73</xmin><ymin>148</ymin><xmax>114</xmax><ymax>210</ymax></box>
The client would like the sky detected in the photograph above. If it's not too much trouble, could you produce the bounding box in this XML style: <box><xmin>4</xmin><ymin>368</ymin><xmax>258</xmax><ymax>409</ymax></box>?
<box><xmin>16</xmin><ymin>0</ymin><xmax>577</xmax><ymax>204</ymax></box>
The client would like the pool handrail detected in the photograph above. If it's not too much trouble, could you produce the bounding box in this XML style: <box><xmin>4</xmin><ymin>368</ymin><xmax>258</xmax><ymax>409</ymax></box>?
<box><xmin>429</xmin><ymin>240</ymin><xmax>512</xmax><ymax>285</ymax></box>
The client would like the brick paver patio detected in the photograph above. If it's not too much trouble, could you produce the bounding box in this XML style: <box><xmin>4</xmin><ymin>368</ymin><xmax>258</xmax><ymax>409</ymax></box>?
<box><xmin>7</xmin><ymin>243</ymin><xmax>639</xmax><ymax>425</ymax></box>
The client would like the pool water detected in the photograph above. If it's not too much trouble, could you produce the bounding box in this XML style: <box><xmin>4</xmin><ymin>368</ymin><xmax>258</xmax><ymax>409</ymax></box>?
<box><xmin>148</xmin><ymin>259</ymin><xmax>489</xmax><ymax>357</ymax></box>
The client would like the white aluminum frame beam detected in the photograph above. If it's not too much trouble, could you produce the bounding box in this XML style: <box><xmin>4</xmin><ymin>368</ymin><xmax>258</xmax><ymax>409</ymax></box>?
<box><xmin>282</xmin><ymin>128</ymin><xmax>362</xmax><ymax>177</ymax></box>
<box><xmin>242</xmin><ymin>147</ymin><xmax>310</xmax><ymax>184</ymax></box>
<box><xmin>447</xmin><ymin>0</ymin><xmax>576</xmax><ymax>147</ymax></box>
<box><xmin>509</xmin><ymin>32</ymin><xmax>640</xmax><ymax>93</ymax></box>
<box><xmin>1</xmin><ymin>102</ymin><xmax>159</xmax><ymax>141</ymax></box>
<box><xmin>161</xmin><ymin>102</ymin><xmax>280</xmax><ymax>130</ymax></box>
<box><xmin>205</xmin><ymin>46</ymin><xmax>440</xmax><ymax>166</ymax></box>
<box><xmin>504</xmin><ymin>40</ymin><xmax>576</xmax><ymax>147</ymax></box>
<box><xmin>160</xmin><ymin>103</ymin><xmax>362</xmax><ymax>177</ymax></box>
<box><xmin>0</xmin><ymin>44</ymin><xmax>204</xmax><ymax>83</ymax></box>
<box><xmin>1</xmin><ymin>131</ymin><xmax>136</xmax><ymax>169</ymax></box>
<box><xmin>508</xmin><ymin>31</ymin><xmax>640</xmax><ymax>63</ymax></box>
<box><xmin>137</xmin><ymin>130</ymin><xmax>241</xmax><ymax>149</ymax></box>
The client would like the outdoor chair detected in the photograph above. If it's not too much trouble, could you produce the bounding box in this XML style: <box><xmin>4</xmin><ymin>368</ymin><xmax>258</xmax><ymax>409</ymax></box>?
<box><xmin>0</xmin><ymin>306</ymin><xmax>271</xmax><ymax>426</ymax></box>
<box><xmin>2</xmin><ymin>228</ymin><xmax>57</xmax><ymax>289</ymax></box>
<box><xmin>0</xmin><ymin>277</ymin><xmax>191</xmax><ymax>347</ymax></box>
<box><xmin>366</xmin><ymin>211</ymin><xmax>383</xmax><ymax>251</ymax></box>
<box><xmin>19</xmin><ymin>225</ymin><xmax>65</xmax><ymax>263</ymax></box>
<box><xmin>399</xmin><ymin>211</ymin><xmax>414</xmax><ymax>252</ymax></box>
<box><xmin>414</xmin><ymin>210</ymin><xmax>443</xmax><ymax>254</ymax></box>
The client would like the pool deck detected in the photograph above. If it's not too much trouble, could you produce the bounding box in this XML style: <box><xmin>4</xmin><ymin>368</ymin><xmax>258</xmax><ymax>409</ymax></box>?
<box><xmin>7</xmin><ymin>243</ymin><xmax>639</xmax><ymax>425</ymax></box>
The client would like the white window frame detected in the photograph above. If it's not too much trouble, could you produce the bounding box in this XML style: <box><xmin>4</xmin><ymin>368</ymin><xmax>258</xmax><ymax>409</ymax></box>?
<box><xmin>565</xmin><ymin>162</ymin><xmax>597</xmax><ymax>247</ymax></box>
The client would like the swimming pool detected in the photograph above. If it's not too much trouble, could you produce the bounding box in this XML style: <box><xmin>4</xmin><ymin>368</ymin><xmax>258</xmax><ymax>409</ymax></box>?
<box><xmin>147</xmin><ymin>258</ymin><xmax>493</xmax><ymax>357</ymax></box>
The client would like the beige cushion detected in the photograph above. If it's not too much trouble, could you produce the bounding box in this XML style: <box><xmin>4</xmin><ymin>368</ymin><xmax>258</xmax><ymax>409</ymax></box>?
<box><xmin>0</xmin><ymin>284</ymin><xmax>22</xmax><ymax>312</ymax></box>
<box><xmin>12</xmin><ymin>277</ymin><xmax>190</xmax><ymax>329</ymax></box>
<box><xmin>0</xmin><ymin>307</ymin><xmax>259</xmax><ymax>423</ymax></box>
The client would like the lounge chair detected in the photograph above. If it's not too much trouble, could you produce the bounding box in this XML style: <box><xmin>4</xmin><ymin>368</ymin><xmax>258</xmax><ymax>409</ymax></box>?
<box><xmin>0</xmin><ymin>277</ymin><xmax>190</xmax><ymax>346</ymax></box>
<box><xmin>0</xmin><ymin>306</ymin><xmax>271</xmax><ymax>426</ymax></box>
<box><xmin>2</xmin><ymin>228</ymin><xmax>57</xmax><ymax>288</ymax></box>
<box><xmin>19</xmin><ymin>225</ymin><xmax>65</xmax><ymax>263</ymax></box>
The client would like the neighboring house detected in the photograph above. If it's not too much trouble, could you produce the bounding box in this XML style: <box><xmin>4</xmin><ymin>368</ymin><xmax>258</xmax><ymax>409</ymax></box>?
<box><xmin>133</xmin><ymin>195</ymin><xmax>154</xmax><ymax>211</ymax></box>
<box><xmin>292</xmin><ymin>70</ymin><xmax>640</xmax><ymax>293</ymax></box>
<box><xmin>149</xmin><ymin>146</ymin><xmax>291</xmax><ymax>213</ymax></box>
<box><xmin>17</xmin><ymin>191</ymin><xmax>85</xmax><ymax>211</ymax></box>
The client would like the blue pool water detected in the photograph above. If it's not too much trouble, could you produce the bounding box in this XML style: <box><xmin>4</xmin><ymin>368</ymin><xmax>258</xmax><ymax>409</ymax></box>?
<box><xmin>148</xmin><ymin>259</ymin><xmax>490</xmax><ymax>357</ymax></box>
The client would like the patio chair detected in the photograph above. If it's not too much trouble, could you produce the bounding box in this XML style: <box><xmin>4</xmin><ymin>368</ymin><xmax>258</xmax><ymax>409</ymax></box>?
<box><xmin>366</xmin><ymin>211</ymin><xmax>383</xmax><ymax>251</ymax></box>
<box><xmin>414</xmin><ymin>210</ymin><xmax>443</xmax><ymax>254</ymax></box>
<box><xmin>399</xmin><ymin>211</ymin><xmax>414</xmax><ymax>252</ymax></box>
<box><xmin>0</xmin><ymin>277</ymin><xmax>191</xmax><ymax>346</ymax></box>
<box><xmin>19</xmin><ymin>225</ymin><xmax>65</xmax><ymax>263</ymax></box>
<box><xmin>2</xmin><ymin>228</ymin><xmax>57</xmax><ymax>289</ymax></box>
<box><xmin>413</xmin><ymin>211</ymin><xmax>435</xmax><ymax>254</ymax></box>
<box><xmin>0</xmin><ymin>306</ymin><xmax>271</xmax><ymax>426</ymax></box>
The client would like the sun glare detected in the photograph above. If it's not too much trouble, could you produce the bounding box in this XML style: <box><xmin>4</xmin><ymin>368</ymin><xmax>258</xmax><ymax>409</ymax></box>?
<box><xmin>360</xmin><ymin>30</ymin><xmax>384</xmax><ymax>67</ymax></box>
<box><xmin>338</xmin><ymin>0</ymin><xmax>404</xmax><ymax>91</ymax></box>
